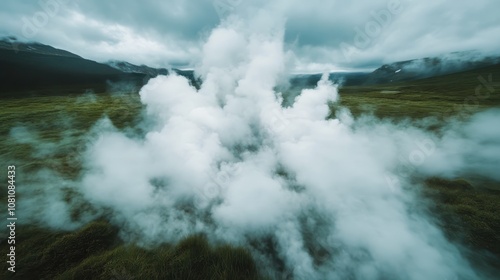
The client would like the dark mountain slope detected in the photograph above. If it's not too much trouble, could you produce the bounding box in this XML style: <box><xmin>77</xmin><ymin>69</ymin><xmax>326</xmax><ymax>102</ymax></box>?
<box><xmin>0</xmin><ymin>40</ymin><xmax>144</xmax><ymax>91</ymax></box>
<box><xmin>364</xmin><ymin>52</ymin><xmax>500</xmax><ymax>85</ymax></box>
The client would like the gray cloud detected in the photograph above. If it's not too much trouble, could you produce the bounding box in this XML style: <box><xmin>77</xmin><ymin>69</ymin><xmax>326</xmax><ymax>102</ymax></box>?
<box><xmin>1</xmin><ymin>0</ymin><xmax>499</xmax><ymax>71</ymax></box>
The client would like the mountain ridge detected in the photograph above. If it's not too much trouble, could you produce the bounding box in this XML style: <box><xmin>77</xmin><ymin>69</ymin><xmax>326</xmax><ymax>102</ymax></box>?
<box><xmin>1</xmin><ymin>37</ymin><xmax>498</xmax><ymax>94</ymax></box>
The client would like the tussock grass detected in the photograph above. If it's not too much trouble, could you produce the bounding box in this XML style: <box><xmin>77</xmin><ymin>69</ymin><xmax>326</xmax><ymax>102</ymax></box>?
<box><xmin>58</xmin><ymin>234</ymin><xmax>259</xmax><ymax>280</ymax></box>
<box><xmin>424</xmin><ymin>178</ymin><xmax>500</xmax><ymax>256</ymax></box>
<box><xmin>0</xmin><ymin>221</ymin><xmax>260</xmax><ymax>280</ymax></box>
<box><xmin>0</xmin><ymin>92</ymin><xmax>143</xmax><ymax>179</ymax></box>
<box><xmin>422</xmin><ymin>177</ymin><xmax>500</xmax><ymax>277</ymax></box>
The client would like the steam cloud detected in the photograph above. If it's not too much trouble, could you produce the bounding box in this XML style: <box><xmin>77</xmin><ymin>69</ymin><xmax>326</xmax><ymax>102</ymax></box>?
<box><xmin>9</xmin><ymin>13</ymin><xmax>500</xmax><ymax>280</ymax></box>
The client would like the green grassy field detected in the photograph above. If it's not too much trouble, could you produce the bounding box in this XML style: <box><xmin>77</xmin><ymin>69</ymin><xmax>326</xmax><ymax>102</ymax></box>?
<box><xmin>337</xmin><ymin>63</ymin><xmax>500</xmax><ymax>120</ymax></box>
<box><xmin>1</xmin><ymin>221</ymin><xmax>259</xmax><ymax>279</ymax></box>
<box><xmin>1</xmin><ymin>64</ymin><xmax>499</xmax><ymax>278</ymax></box>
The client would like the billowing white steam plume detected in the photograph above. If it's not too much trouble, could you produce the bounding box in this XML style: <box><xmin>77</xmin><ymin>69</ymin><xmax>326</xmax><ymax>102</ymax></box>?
<box><xmin>20</xmin><ymin>15</ymin><xmax>498</xmax><ymax>280</ymax></box>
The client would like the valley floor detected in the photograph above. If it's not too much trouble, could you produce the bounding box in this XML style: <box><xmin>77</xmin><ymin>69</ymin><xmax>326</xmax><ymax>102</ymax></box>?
<box><xmin>1</xmin><ymin>64</ymin><xmax>499</xmax><ymax>279</ymax></box>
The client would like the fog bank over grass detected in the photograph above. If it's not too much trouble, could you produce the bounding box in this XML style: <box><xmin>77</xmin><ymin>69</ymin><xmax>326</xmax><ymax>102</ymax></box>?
<box><xmin>50</xmin><ymin>15</ymin><xmax>499</xmax><ymax>279</ymax></box>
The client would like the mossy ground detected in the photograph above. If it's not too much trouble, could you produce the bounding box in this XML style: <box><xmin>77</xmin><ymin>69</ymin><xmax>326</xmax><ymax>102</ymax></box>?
<box><xmin>423</xmin><ymin>178</ymin><xmax>500</xmax><ymax>257</ymax></box>
<box><xmin>0</xmin><ymin>221</ymin><xmax>259</xmax><ymax>280</ymax></box>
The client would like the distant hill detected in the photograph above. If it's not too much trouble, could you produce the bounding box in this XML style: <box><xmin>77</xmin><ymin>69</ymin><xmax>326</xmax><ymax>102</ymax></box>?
<box><xmin>106</xmin><ymin>60</ymin><xmax>201</xmax><ymax>90</ymax></box>
<box><xmin>289</xmin><ymin>52</ymin><xmax>500</xmax><ymax>89</ymax></box>
<box><xmin>1</xmin><ymin>37</ymin><xmax>498</xmax><ymax>95</ymax></box>
<box><xmin>106</xmin><ymin>60</ymin><xmax>169</xmax><ymax>76</ymax></box>
<box><xmin>289</xmin><ymin>72</ymin><xmax>370</xmax><ymax>89</ymax></box>
<box><xmin>0</xmin><ymin>36</ymin><xmax>81</xmax><ymax>58</ymax></box>
<box><xmin>0</xmin><ymin>37</ymin><xmax>200</xmax><ymax>94</ymax></box>
<box><xmin>0</xmin><ymin>38</ymin><xmax>146</xmax><ymax>93</ymax></box>
<box><xmin>364</xmin><ymin>51</ymin><xmax>500</xmax><ymax>85</ymax></box>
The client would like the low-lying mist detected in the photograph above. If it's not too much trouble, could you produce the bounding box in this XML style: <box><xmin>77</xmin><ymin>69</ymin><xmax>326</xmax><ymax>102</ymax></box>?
<box><xmin>7</xmin><ymin>16</ymin><xmax>500</xmax><ymax>280</ymax></box>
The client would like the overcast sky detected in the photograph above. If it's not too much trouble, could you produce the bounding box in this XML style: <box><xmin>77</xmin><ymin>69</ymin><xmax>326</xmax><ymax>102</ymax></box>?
<box><xmin>1</xmin><ymin>0</ymin><xmax>499</xmax><ymax>72</ymax></box>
